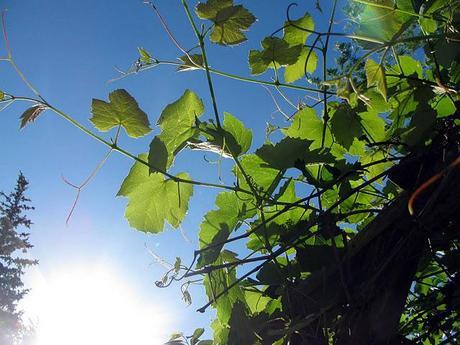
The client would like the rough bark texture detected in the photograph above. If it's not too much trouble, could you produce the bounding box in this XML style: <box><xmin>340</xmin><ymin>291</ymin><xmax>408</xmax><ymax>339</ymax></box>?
<box><xmin>288</xmin><ymin>153</ymin><xmax>460</xmax><ymax>345</ymax></box>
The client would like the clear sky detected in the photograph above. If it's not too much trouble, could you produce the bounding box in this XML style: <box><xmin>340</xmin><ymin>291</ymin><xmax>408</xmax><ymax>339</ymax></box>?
<box><xmin>0</xmin><ymin>1</ymin><xmax>334</xmax><ymax>343</ymax></box>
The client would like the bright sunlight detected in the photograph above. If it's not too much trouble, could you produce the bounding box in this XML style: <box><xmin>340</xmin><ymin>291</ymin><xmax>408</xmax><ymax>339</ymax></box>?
<box><xmin>21</xmin><ymin>264</ymin><xmax>173</xmax><ymax>345</ymax></box>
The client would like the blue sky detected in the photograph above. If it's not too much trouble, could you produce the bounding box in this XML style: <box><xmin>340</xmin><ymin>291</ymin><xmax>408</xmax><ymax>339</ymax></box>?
<box><xmin>0</xmin><ymin>0</ymin><xmax>335</xmax><ymax>343</ymax></box>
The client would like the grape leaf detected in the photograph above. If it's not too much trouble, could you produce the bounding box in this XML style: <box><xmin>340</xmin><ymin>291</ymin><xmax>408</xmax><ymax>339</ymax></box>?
<box><xmin>233</xmin><ymin>154</ymin><xmax>281</xmax><ymax>193</ymax></box>
<box><xmin>196</xmin><ymin>0</ymin><xmax>256</xmax><ymax>46</ymax></box>
<box><xmin>91</xmin><ymin>89</ymin><xmax>151</xmax><ymax>138</ymax></box>
<box><xmin>138</xmin><ymin>47</ymin><xmax>152</xmax><ymax>64</ymax></box>
<box><xmin>398</xmin><ymin>55</ymin><xmax>423</xmax><ymax>77</ymax></box>
<box><xmin>249</xmin><ymin>37</ymin><xmax>302</xmax><ymax>75</ymax></box>
<box><xmin>433</xmin><ymin>96</ymin><xmax>456</xmax><ymax>118</ymax></box>
<box><xmin>256</xmin><ymin>137</ymin><xmax>335</xmax><ymax>170</ymax></box>
<box><xmin>20</xmin><ymin>104</ymin><xmax>47</xmax><ymax>129</ymax></box>
<box><xmin>355</xmin><ymin>0</ymin><xmax>413</xmax><ymax>47</ymax></box>
<box><xmin>269</xmin><ymin>179</ymin><xmax>307</xmax><ymax>226</ymax></box>
<box><xmin>330</xmin><ymin>104</ymin><xmax>363</xmax><ymax>150</ymax></box>
<box><xmin>402</xmin><ymin>105</ymin><xmax>437</xmax><ymax>147</ymax></box>
<box><xmin>177</xmin><ymin>54</ymin><xmax>204</xmax><ymax>72</ymax></box>
<box><xmin>365</xmin><ymin>59</ymin><xmax>388</xmax><ymax>100</ymax></box>
<box><xmin>220</xmin><ymin>112</ymin><xmax>252</xmax><ymax>156</ymax></box>
<box><xmin>117</xmin><ymin>154</ymin><xmax>193</xmax><ymax>233</ymax></box>
<box><xmin>282</xmin><ymin>107</ymin><xmax>332</xmax><ymax>149</ymax></box>
<box><xmin>197</xmin><ymin>191</ymin><xmax>256</xmax><ymax>268</ymax></box>
<box><xmin>204</xmin><ymin>259</ymin><xmax>245</xmax><ymax>324</ymax></box>
<box><xmin>149</xmin><ymin>89</ymin><xmax>204</xmax><ymax>172</ymax></box>
<box><xmin>284</xmin><ymin>47</ymin><xmax>318</xmax><ymax>83</ymax></box>
<box><xmin>191</xmin><ymin>112</ymin><xmax>252</xmax><ymax>157</ymax></box>
<box><xmin>358</xmin><ymin>110</ymin><xmax>386</xmax><ymax>142</ymax></box>
<box><xmin>283</xmin><ymin>13</ymin><xmax>314</xmax><ymax>46</ymax></box>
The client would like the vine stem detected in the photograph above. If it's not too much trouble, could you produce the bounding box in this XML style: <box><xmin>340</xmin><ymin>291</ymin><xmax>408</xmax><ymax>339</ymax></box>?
<box><xmin>2</xmin><ymin>11</ymin><xmax>45</xmax><ymax>103</ymax></box>
<box><xmin>179</xmin><ymin>0</ymin><xmax>268</xmax><ymax>206</ymax></box>
<box><xmin>44</xmin><ymin>104</ymin><xmax>250</xmax><ymax>193</ymax></box>
<box><xmin>320</xmin><ymin>0</ymin><xmax>338</xmax><ymax>149</ymax></box>
<box><xmin>196</xmin><ymin>164</ymin><xmax>396</xmax><ymax>313</ymax></box>
<box><xmin>351</xmin><ymin>0</ymin><xmax>450</xmax><ymax>22</ymax></box>
<box><xmin>181</xmin><ymin>0</ymin><xmax>221</xmax><ymax>128</ymax></box>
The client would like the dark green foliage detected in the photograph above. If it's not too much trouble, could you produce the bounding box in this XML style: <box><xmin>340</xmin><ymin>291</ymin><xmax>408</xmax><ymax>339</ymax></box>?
<box><xmin>0</xmin><ymin>173</ymin><xmax>37</xmax><ymax>345</ymax></box>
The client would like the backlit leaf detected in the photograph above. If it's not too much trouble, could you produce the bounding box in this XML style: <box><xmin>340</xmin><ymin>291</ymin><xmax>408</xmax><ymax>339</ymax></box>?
<box><xmin>204</xmin><ymin>260</ymin><xmax>245</xmax><ymax>323</ymax></box>
<box><xmin>284</xmin><ymin>47</ymin><xmax>318</xmax><ymax>83</ymax></box>
<box><xmin>197</xmin><ymin>192</ymin><xmax>256</xmax><ymax>267</ymax></box>
<box><xmin>233</xmin><ymin>154</ymin><xmax>281</xmax><ymax>193</ymax></box>
<box><xmin>221</xmin><ymin>112</ymin><xmax>252</xmax><ymax>155</ymax></box>
<box><xmin>138</xmin><ymin>47</ymin><xmax>152</xmax><ymax>64</ymax></box>
<box><xmin>358</xmin><ymin>110</ymin><xmax>386</xmax><ymax>142</ymax></box>
<box><xmin>283</xmin><ymin>13</ymin><xmax>314</xmax><ymax>46</ymax></box>
<box><xmin>177</xmin><ymin>54</ymin><xmax>204</xmax><ymax>72</ymax></box>
<box><xmin>91</xmin><ymin>89</ymin><xmax>151</xmax><ymax>138</ymax></box>
<box><xmin>149</xmin><ymin>90</ymin><xmax>204</xmax><ymax>172</ymax></box>
<box><xmin>355</xmin><ymin>0</ymin><xmax>413</xmax><ymax>47</ymax></box>
<box><xmin>249</xmin><ymin>37</ymin><xmax>302</xmax><ymax>75</ymax></box>
<box><xmin>402</xmin><ymin>105</ymin><xmax>437</xmax><ymax>147</ymax></box>
<box><xmin>365</xmin><ymin>59</ymin><xmax>388</xmax><ymax>100</ymax></box>
<box><xmin>117</xmin><ymin>154</ymin><xmax>193</xmax><ymax>233</ymax></box>
<box><xmin>330</xmin><ymin>104</ymin><xmax>363</xmax><ymax>149</ymax></box>
<box><xmin>196</xmin><ymin>0</ymin><xmax>255</xmax><ymax>45</ymax></box>
<box><xmin>256</xmin><ymin>137</ymin><xmax>335</xmax><ymax>170</ymax></box>
<box><xmin>282</xmin><ymin>107</ymin><xmax>333</xmax><ymax>149</ymax></box>
<box><xmin>20</xmin><ymin>104</ymin><xmax>47</xmax><ymax>129</ymax></box>
<box><xmin>398</xmin><ymin>55</ymin><xmax>423</xmax><ymax>77</ymax></box>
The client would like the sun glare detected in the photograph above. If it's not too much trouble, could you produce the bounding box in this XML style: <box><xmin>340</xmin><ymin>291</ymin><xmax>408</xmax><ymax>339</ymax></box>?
<box><xmin>21</xmin><ymin>265</ymin><xmax>173</xmax><ymax>345</ymax></box>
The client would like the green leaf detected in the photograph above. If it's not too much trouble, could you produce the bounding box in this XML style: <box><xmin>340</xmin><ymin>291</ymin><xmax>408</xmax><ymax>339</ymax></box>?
<box><xmin>355</xmin><ymin>0</ymin><xmax>413</xmax><ymax>47</ymax></box>
<box><xmin>19</xmin><ymin>104</ymin><xmax>47</xmax><ymax>129</ymax></box>
<box><xmin>358</xmin><ymin>110</ymin><xmax>386</xmax><ymax>142</ymax></box>
<box><xmin>283</xmin><ymin>13</ymin><xmax>314</xmax><ymax>46</ymax></box>
<box><xmin>174</xmin><ymin>257</ymin><xmax>181</xmax><ymax>274</ymax></box>
<box><xmin>402</xmin><ymin>105</ymin><xmax>437</xmax><ymax>147</ymax></box>
<box><xmin>177</xmin><ymin>54</ymin><xmax>204</xmax><ymax>72</ymax></box>
<box><xmin>433</xmin><ymin>96</ymin><xmax>456</xmax><ymax>118</ymax></box>
<box><xmin>365</xmin><ymin>59</ymin><xmax>388</xmax><ymax>100</ymax></box>
<box><xmin>284</xmin><ymin>47</ymin><xmax>318</xmax><ymax>83</ymax></box>
<box><xmin>138</xmin><ymin>47</ymin><xmax>152</xmax><ymax>64</ymax></box>
<box><xmin>91</xmin><ymin>89</ymin><xmax>151</xmax><ymax>138</ymax></box>
<box><xmin>221</xmin><ymin>112</ymin><xmax>252</xmax><ymax>155</ymax></box>
<box><xmin>148</xmin><ymin>90</ymin><xmax>204</xmax><ymax>172</ymax></box>
<box><xmin>0</xmin><ymin>91</ymin><xmax>4</xmax><ymax>100</ymax></box>
<box><xmin>398</xmin><ymin>55</ymin><xmax>423</xmax><ymax>78</ymax></box>
<box><xmin>192</xmin><ymin>112</ymin><xmax>252</xmax><ymax>157</ymax></box>
<box><xmin>117</xmin><ymin>154</ymin><xmax>193</xmax><ymax>233</ymax></box>
<box><xmin>204</xmin><ymin>260</ymin><xmax>245</xmax><ymax>324</ymax></box>
<box><xmin>256</xmin><ymin>137</ymin><xmax>335</xmax><ymax>170</ymax></box>
<box><xmin>196</xmin><ymin>0</ymin><xmax>255</xmax><ymax>46</ymax></box>
<box><xmin>227</xmin><ymin>302</ymin><xmax>256</xmax><ymax>345</ymax></box>
<box><xmin>249</xmin><ymin>37</ymin><xmax>302</xmax><ymax>75</ymax></box>
<box><xmin>168</xmin><ymin>333</ymin><xmax>183</xmax><ymax>341</ymax></box>
<box><xmin>330</xmin><ymin>104</ymin><xmax>363</xmax><ymax>150</ymax></box>
<box><xmin>420</xmin><ymin>17</ymin><xmax>438</xmax><ymax>33</ymax></box>
<box><xmin>190</xmin><ymin>328</ymin><xmax>205</xmax><ymax>345</ymax></box>
<box><xmin>197</xmin><ymin>192</ymin><xmax>256</xmax><ymax>267</ymax></box>
<box><xmin>269</xmin><ymin>179</ymin><xmax>308</xmax><ymax>226</ymax></box>
<box><xmin>233</xmin><ymin>154</ymin><xmax>282</xmax><ymax>193</ymax></box>
<box><xmin>282</xmin><ymin>107</ymin><xmax>332</xmax><ymax>149</ymax></box>
<box><xmin>164</xmin><ymin>340</ymin><xmax>186</xmax><ymax>345</ymax></box>
<box><xmin>256</xmin><ymin>262</ymin><xmax>283</xmax><ymax>285</ymax></box>
<box><xmin>244</xmin><ymin>290</ymin><xmax>271</xmax><ymax>314</ymax></box>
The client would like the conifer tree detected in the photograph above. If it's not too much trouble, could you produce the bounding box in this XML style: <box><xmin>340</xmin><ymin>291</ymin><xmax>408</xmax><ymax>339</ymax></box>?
<box><xmin>0</xmin><ymin>173</ymin><xmax>36</xmax><ymax>345</ymax></box>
